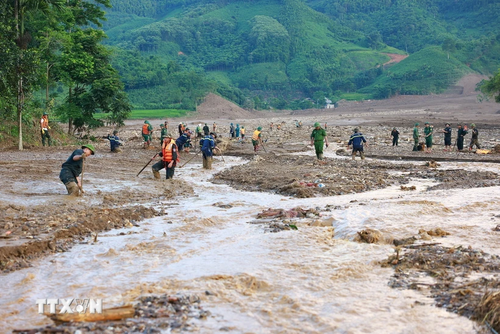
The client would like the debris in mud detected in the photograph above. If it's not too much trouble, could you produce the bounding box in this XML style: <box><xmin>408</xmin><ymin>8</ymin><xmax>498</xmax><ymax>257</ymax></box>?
<box><xmin>256</xmin><ymin>207</ymin><xmax>320</xmax><ymax>219</ymax></box>
<box><xmin>493</xmin><ymin>224</ymin><xmax>500</xmax><ymax>232</ymax></box>
<box><xmin>212</xmin><ymin>202</ymin><xmax>233</xmax><ymax>209</ymax></box>
<box><xmin>425</xmin><ymin>160</ymin><xmax>440</xmax><ymax>168</ymax></box>
<box><xmin>355</xmin><ymin>228</ymin><xmax>393</xmax><ymax>244</ymax></box>
<box><xmin>383</xmin><ymin>243</ymin><xmax>500</xmax><ymax>332</ymax></box>
<box><xmin>15</xmin><ymin>293</ymin><xmax>209</xmax><ymax>333</ymax></box>
<box><xmin>400</xmin><ymin>185</ymin><xmax>416</xmax><ymax>191</ymax></box>
<box><xmin>420</xmin><ymin>228</ymin><xmax>450</xmax><ymax>237</ymax></box>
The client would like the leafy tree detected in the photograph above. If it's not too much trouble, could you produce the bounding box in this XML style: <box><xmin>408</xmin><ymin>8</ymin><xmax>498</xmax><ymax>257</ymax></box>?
<box><xmin>479</xmin><ymin>69</ymin><xmax>500</xmax><ymax>102</ymax></box>
<box><xmin>442</xmin><ymin>37</ymin><xmax>456</xmax><ymax>59</ymax></box>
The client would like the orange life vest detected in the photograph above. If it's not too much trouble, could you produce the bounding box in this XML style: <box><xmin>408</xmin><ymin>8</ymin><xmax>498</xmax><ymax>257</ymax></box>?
<box><xmin>41</xmin><ymin>117</ymin><xmax>49</xmax><ymax>129</ymax></box>
<box><xmin>162</xmin><ymin>141</ymin><xmax>180</xmax><ymax>164</ymax></box>
<box><xmin>142</xmin><ymin>124</ymin><xmax>150</xmax><ymax>135</ymax></box>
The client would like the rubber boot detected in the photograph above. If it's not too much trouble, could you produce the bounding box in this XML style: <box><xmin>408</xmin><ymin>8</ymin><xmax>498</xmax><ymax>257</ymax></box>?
<box><xmin>207</xmin><ymin>156</ymin><xmax>213</xmax><ymax>169</ymax></box>
<box><xmin>153</xmin><ymin>170</ymin><xmax>161</xmax><ymax>179</ymax></box>
<box><xmin>65</xmin><ymin>182</ymin><xmax>80</xmax><ymax>196</ymax></box>
<box><xmin>202</xmin><ymin>157</ymin><xmax>207</xmax><ymax>169</ymax></box>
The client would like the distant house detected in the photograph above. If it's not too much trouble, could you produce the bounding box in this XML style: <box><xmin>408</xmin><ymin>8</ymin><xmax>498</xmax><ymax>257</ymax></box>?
<box><xmin>324</xmin><ymin>98</ymin><xmax>335</xmax><ymax>109</ymax></box>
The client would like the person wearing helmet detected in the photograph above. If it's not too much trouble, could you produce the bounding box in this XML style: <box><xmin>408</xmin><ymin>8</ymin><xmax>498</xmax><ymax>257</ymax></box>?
<box><xmin>252</xmin><ymin>127</ymin><xmax>263</xmax><ymax>152</ymax></box>
<box><xmin>310</xmin><ymin>122</ymin><xmax>329</xmax><ymax>160</ymax></box>
<box><xmin>469</xmin><ymin>123</ymin><xmax>481</xmax><ymax>150</ymax></box>
<box><xmin>348</xmin><ymin>127</ymin><xmax>367</xmax><ymax>160</ymax></box>
<box><xmin>142</xmin><ymin>120</ymin><xmax>153</xmax><ymax>148</ymax></box>
<box><xmin>160</xmin><ymin>124</ymin><xmax>168</xmax><ymax>144</ymax></box>
<box><xmin>40</xmin><ymin>112</ymin><xmax>52</xmax><ymax>146</ymax></box>
<box><xmin>59</xmin><ymin>144</ymin><xmax>95</xmax><ymax>196</ymax></box>
<box><xmin>107</xmin><ymin>130</ymin><xmax>123</xmax><ymax>153</ymax></box>
<box><xmin>152</xmin><ymin>135</ymin><xmax>178</xmax><ymax>180</ymax></box>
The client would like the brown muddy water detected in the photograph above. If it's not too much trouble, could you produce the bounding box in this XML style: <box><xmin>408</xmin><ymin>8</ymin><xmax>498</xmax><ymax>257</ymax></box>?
<box><xmin>1</xmin><ymin>152</ymin><xmax>499</xmax><ymax>333</ymax></box>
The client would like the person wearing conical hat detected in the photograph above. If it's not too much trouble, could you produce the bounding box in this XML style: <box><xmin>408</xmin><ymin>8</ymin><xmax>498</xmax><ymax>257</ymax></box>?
<box><xmin>310</xmin><ymin>122</ymin><xmax>329</xmax><ymax>160</ymax></box>
<box><xmin>59</xmin><ymin>144</ymin><xmax>95</xmax><ymax>196</ymax></box>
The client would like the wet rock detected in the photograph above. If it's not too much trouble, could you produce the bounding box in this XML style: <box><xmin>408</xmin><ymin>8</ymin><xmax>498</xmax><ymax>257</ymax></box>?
<box><xmin>355</xmin><ymin>228</ymin><xmax>392</xmax><ymax>244</ymax></box>
<box><xmin>400</xmin><ymin>185</ymin><xmax>416</xmax><ymax>191</ymax></box>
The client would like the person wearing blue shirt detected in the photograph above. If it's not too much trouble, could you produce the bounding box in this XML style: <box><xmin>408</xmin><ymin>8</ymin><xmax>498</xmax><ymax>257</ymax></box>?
<box><xmin>200</xmin><ymin>133</ymin><xmax>217</xmax><ymax>169</ymax></box>
<box><xmin>347</xmin><ymin>128</ymin><xmax>367</xmax><ymax>160</ymax></box>
<box><xmin>107</xmin><ymin>130</ymin><xmax>123</xmax><ymax>153</ymax></box>
<box><xmin>176</xmin><ymin>129</ymin><xmax>191</xmax><ymax>153</ymax></box>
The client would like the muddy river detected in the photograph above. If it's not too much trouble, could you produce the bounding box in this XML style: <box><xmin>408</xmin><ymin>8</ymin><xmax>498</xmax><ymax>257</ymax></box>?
<box><xmin>1</xmin><ymin>143</ymin><xmax>499</xmax><ymax>333</ymax></box>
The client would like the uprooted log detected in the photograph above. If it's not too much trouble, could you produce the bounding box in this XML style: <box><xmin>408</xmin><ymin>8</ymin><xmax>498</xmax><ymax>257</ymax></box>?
<box><xmin>48</xmin><ymin>305</ymin><xmax>134</xmax><ymax>324</ymax></box>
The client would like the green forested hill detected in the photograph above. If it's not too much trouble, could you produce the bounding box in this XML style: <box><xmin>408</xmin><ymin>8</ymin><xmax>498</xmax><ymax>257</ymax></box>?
<box><xmin>104</xmin><ymin>0</ymin><xmax>500</xmax><ymax>110</ymax></box>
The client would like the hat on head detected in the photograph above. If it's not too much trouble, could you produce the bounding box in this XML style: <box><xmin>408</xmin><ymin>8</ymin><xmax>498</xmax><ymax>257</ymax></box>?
<box><xmin>257</xmin><ymin>126</ymin><xmax>262</xmax><ymax>131</ymax></box>
<box><xmin>353</xmin><ymin>128</ymin><xmax>359</xmax><ymax>133</ymax></box>
<box><xmin>314</xmin><ymin>122</ymin><xmax>320</xmax><ymax>127</ymax></box>
<box><xmin>425</xmin><ymin>122</ymin><xmax>429</xmax><ymax>125</ymax></box>
<box><xmin>415</xmin><ymin>123</ymin><xmax>419</xmax><ymax>126</ymax></box>
<box><xmin>43</xmin><ymin>112</ymin><xmax>48</xmax><ymax>116</ymax></box>
<box><xmin>82</xmin><ymin>144</ymin><xmax>95</xmax><ymax>155</ymax></box>
<box><xmin>160</xmin><ymin>124</ymin><xmax>164</xmax><ymax>127</ymax></box>
<box><xmin>144</xmin><ymin>120</ymin><xmax>150</xmax><ymax>124</ymax></box>
<box><xmin>470</xmin><ymin>123</ymin><xmax>476</xmax><ymax>127</ymax></box>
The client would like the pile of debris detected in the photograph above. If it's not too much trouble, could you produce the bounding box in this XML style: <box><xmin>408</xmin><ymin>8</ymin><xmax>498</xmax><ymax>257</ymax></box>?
<box><xmin>383</xmin><ymin>244</ymin><xmax>500</xmax><ymax>332</ymax></box>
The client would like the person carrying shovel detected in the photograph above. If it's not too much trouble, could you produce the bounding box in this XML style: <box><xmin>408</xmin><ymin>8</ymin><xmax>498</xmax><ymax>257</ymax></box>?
<box><xmin>310</xmin><ymin>122</ymin><xmax>328</xmax><ymax>160</ymax></box>
<box><xmin>152</xmin><ymin>135</ymin><xmax>179</xmax><ymax>179</ymax></box>
<box><xmin>59</xmin><ymin>144</ymin><xmax>95</xmax><ymax>196</ymax></box>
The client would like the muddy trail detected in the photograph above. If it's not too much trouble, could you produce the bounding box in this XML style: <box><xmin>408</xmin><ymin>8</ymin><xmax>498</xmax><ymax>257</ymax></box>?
<box><xmin>1</xmin><ymin>113</ymin><xmax>500</xmax><ymax>333</ymax></box>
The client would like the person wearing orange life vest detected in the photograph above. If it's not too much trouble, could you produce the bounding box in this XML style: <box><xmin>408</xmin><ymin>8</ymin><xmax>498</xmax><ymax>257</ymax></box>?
<box><xmin>40</xmin><ymin>112</ymin><xmax>52</xmax><ymax>146</ymax></box>
<box><xmin>152</xmin><ymin>136</ymin><xmax>179</xmax><ymax>179</ymax></box>
<box><xmin>142</xmin><ymin>120</ymin><xmax>153</xmax><ymax>148</ymax></box>
<box><xmin>252</xmin><ymin>127</ymin><xmax>263</xmax><ymax>152</ymax></box>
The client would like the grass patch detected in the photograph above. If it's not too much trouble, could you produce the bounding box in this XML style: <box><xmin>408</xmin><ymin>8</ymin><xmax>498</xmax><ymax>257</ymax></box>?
<box><xmin>95</xmin><ymin>109</ymin><xmax>191</xmax><ymax>120</ymax></box>
<box><xmin>341</xmin><ymin>92</ymin><xmax>373</xmax><ymax>101</ymax></box>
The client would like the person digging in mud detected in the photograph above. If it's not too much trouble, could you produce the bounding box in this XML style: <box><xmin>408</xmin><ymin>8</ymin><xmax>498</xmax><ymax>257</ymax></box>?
<box><xmin>391</xmin><ymin>127</ymin><xmax>399</xmax><ymax>146</ymax></box>
<box><xmin>142</xmin><ymin>120</ymin><xmax>153</xmax><ymax>148</ymax></box>
<box><xmin>412</xmin><ymin>123</ymin><xmax>420</xmax><ymax>151</ymax></box>
<box><xmin>203</xmin><ymin>123</ymin><xmax>210</xmax><ymax>136</ymax></box>
<box><xmin>200</xmin><ymin>132</ymin><xmax>217</xmax><ymax>169</ymax></box>
<box><xmin>310</xmin><ymin>122</ymin><xmax>329</xmax><ymax>160</ymax></box>
<box><xmin>442</xmin><ymin>123</ymin><xmax>452</xmax><ymax>151</ymax></box>
<box><xmin>107</xmin><ymin>130</ymin><xmax>123</xmax><ymax>153</ymax></box>
<box><xmin>252</xmin><ymin>126</ymin><xmax>263</xmax><ymax>152</ymax></box>
<box><xmin>59</xmin><ymin>144</ymin><xmax>95</xmax><ymax>196</ymax></box>
<box><xmin>176</xmin><ymin>128</ymin><xmax>191</xmax><ymax>154</ymax></box>
<box><xmin>469</xmin><ymin>123</ymin><xmax>481</xmax><ymax>151</ymax></box>
<box><xmin>152</xmin><ymin>136</ymin><xmax>178</xmax><ymax>180</ymax></box>
<box><xmin>424</xmin><ymin>122</ymin><xmax>433</xmax><ymax>153</ymax></box>
<box><xmin>40</xmin><ymin>112</ymin><xmax>52</xmax><ymax>146</ymax></box>
<box><xmin>348</xmin><ymin>127</ymin><xmax>367</xmax><ymax>160</ymax></box>
<box><xmin>456</xmin><ymin>124</ymin><xmax>467</xmax><ymax>151</ymax></box>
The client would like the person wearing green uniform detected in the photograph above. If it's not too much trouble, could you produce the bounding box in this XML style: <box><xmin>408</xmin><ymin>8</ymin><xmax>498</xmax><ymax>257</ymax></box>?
<box><xmin>424</xmin><ymin>122</ymin><xmax>433</xmax><ymax>152</ymax></box>
<box><xmin>412</xmin><ymin>123</ymin><xmax>420</xmax><ymax>151</ymax></box>
<box><xmin>310</xmin><ymin>122</ymin><xmax>329</xmax><ymax>160</ymax></box>
<box><xmin>160</xmin><ymin>124</ymin><xmax>168</xmax><ymax>144</ymax></box>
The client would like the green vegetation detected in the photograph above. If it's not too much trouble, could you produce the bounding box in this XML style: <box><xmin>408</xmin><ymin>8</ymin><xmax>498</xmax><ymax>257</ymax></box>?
<box><xmin>96</xmin><ymin>109</ymin><xmax>190</xmax><ymax>120</ymax></box>
<box><xmin>99</xmin><ymin>0</ymin><xmax>500</xmax><ymax>112</ymax></box>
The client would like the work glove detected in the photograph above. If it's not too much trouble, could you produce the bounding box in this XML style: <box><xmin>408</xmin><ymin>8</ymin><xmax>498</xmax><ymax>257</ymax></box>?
<box><xmin>41</xmin><ymin>129</ymin><xmax>45</xmax><ymax>134</ymax></box>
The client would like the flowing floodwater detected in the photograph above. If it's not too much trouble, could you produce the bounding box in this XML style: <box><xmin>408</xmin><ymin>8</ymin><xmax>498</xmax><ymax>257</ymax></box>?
<box><xmin>1</xmin><ymin>154</ymin><xmax>499</xmax><ymax>333</ymax></box>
